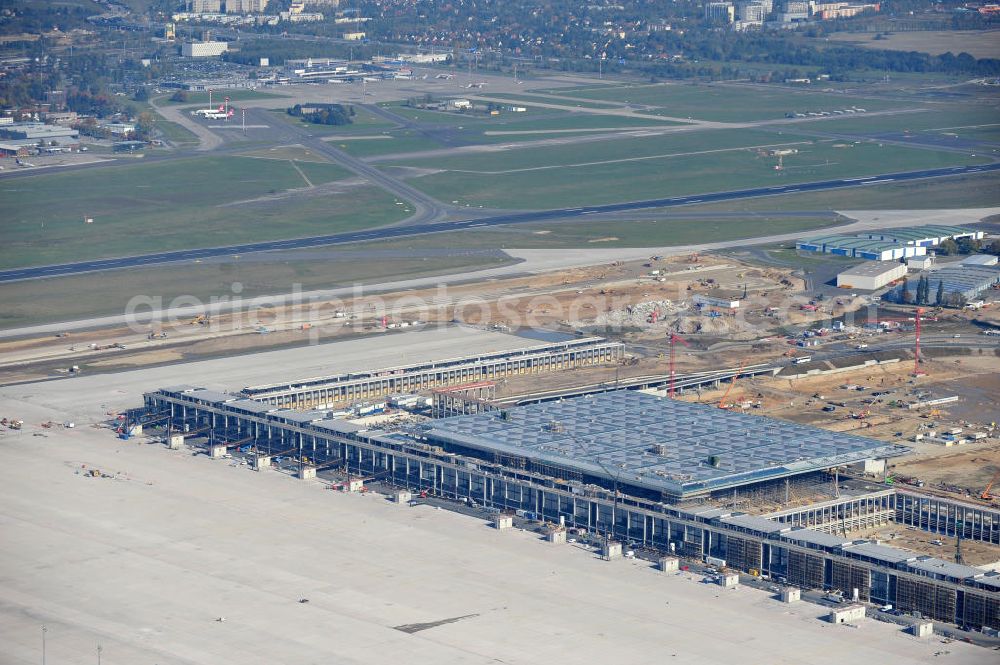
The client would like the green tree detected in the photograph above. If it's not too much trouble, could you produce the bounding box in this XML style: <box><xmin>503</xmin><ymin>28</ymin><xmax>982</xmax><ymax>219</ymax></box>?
<box><xmin>935</xmin><ymin>280</ymin><xmax>944</xmax><ymax>306</ymax></box>
<box><xmin>900</xmin><ymin>277</ymin><xmax>912</xmax><ymax>304</ymax></box>
<box><xmin>937</xmin><ymin>238</ymin><xmax>959</xmax><ymax>256</ymax></box>
<box><xmin>945</xmin><ymin>291</ymin><xmax>967</xmax><ymax>308</ymax></box>
<box><xmin>135</xmin><ymin>111</ymin><xmax>155</xmax><ymax>141</ymax></box>
<box><xmin>956</xmin><ymin>237</ymin><xmax>982</xmax><ymax>255</ymax></box>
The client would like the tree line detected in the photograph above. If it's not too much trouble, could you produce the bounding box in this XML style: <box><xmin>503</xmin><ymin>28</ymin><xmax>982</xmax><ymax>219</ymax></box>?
<box><xmin>286</xmin><ymin>103</ymin><xmax>354</xmax><ymax>126</ymax></box>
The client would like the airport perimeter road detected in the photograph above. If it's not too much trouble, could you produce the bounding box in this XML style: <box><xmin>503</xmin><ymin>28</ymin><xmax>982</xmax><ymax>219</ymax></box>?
<box><xmin>2</xmin><ymin>162</ymin><xmax>999</xmax><ymax>284</ymax></box>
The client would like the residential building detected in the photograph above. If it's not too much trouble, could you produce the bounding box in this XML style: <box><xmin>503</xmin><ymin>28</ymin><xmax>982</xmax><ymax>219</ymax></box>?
<box><xmin>705</xmin><ymin>2</ymin><xmax>736</xmax><ymax>22</ymax></box>
<box><xmin>738</xmin><ymin>1</ymin><xmax>769</xmax><ymax>21</ymax></box>
<box><xmin>226</xmin><ymin>0</ymin><xmax>269</xmax><ymax>12</ymax></box>
<box><xmin>188</xmin><ymin>0</ymin><xmax>221</xmax><ymax>12</ymax></box>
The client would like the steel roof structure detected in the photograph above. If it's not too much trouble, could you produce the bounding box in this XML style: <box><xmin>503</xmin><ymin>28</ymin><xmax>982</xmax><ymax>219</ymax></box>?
<box><xmin>422</xmin><ymin>391</ymin><xmax>908</xmax><ymax>499</ymax></box>
<box><xmin>875</xmin><ymin>225</ymin><xmax>979</xmax><ymax>244</ymax></box>
<box><xmin>923</xmin><ymin>264</ymin><xmax>1000</xmax><ymax>300</ymax></box>
<box><xmin>799</xmin><ymin>235</ymin><xmax>904</xmax><ymax>252</ymax></box>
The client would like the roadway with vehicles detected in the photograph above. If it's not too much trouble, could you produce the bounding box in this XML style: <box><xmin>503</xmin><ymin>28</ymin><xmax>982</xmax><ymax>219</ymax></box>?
<box><xmin>2</xmin><ymin>161</ymin><xmax>998</xmax><ymax>284</ymax></box>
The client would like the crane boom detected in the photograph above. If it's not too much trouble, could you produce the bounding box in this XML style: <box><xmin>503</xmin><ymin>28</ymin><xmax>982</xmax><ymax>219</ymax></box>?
<box><xmin>981</xmin><ymin>469</ymin><xmax>1000</xmax><ymax>500</ymax></box>
<box><xmin>718</xmin><ymin>358</ymin><xmax>748</xmax><ymax>409</ymax></box>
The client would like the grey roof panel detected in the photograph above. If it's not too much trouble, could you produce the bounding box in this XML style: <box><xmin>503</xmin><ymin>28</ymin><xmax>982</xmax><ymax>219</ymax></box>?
<box><xmin>718</xmin><ymin>513</ymin><xmax>790</xmax><ymax>535</ymax></box>
<box><xmin>780</xmin><ymin>527</ymin><xmax>854</xmax><ymax>548</ymax></box>
<box><xmin>424</xmin><ymin>391</ymin><xmax>907</xmax><ymax>497</ymax></box>
<box><xmin>906</xmin><ymin>557</ymin><xmax>984</xmax><ymax>580</ymax></box>
<box><xmin>313</xmin><ymin>419</ymin><xmax>364</xmax><ymax>434</ymax></box>
<box><xmin>840</xmin><ymin>541</ymin><xmax>916</xmax><ymax>564</ymax></box>
<box><xmin>186</xmin><ymin>389</ymin><xmax>238</xmax><ymax>405</ymax></box>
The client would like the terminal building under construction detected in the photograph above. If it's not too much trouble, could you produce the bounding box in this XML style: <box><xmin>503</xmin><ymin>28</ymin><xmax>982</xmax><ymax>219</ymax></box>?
<box><xmin>136</xmin><ymin>338</ymin><xmax>1000</xmax><ymax>631</ymax></box>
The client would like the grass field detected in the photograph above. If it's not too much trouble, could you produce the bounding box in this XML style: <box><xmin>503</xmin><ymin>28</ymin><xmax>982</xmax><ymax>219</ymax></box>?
<box><xmin>240</xmin><ymin>145</ymin><xmax>333</xmax><ymax>162</ymax></box>
<box><xmin>390</xmin><ymin>128</ymin><xmax>988</xmax><ymax>209</ymax></box>
<box><xmin>0</xmin><ymin>245</ymin><xmax>514</xmax><ymax>329</ymax></box>
<box><xmin>3</xmin><ymin>156</ymin><xmax>407</xmax><ymax>269</ymax></box>
<box><xmin>537</xmin><ymin>82</ymin><xmax>907</xmax><ymax>122</ymax></box>
<box><xmin>468</xmin><ymin>92</ymin><xmax>624</xmax><ymax>110</ymax></box>
<box><xmin>936</xmin><ymin>125</ymin><xmax>1000</xmax><ymax>143</ymax></box>
<box><xmin>813</xmin><ymin>105</ymin><xmax>1000</xmax><ymax>136</ymax></box>
<box><xmin>481</xmin><ymin>113</ymin><xmax>679</xmax><ymax>132</ymax></box>
<box><xmin>152</xmin><ymin>117</ymin><xmax>200</xmax><ymax>147</ymax></box>
<box><xmin>334</xmin><ymin>133</ymin><xmax>444</xmax><ymax>158</ymax></box>
<box><xmin>0</xmin><ymin>210</ymin><xmax>841</xmax><ymax>328</ymax></box>
<box><xmin>420</xmin><ymin>215</ymin><xmax>841</xmax><ymax>249</ymax></box>
<box><xmin>379</xmin><ymin>104</ymin><xmax>493</xmax><ymax>126</ymax></box>
<box><xmin>825</xmin><ymin>30</ymin><xmax>1000</xmax><ymax>60</ymax></box>
<box><xmin>332</xmin><ymin>114</ymin><xmax>684</xmax><ymax>157</ymax></box>
<box><xmin>683</xmin><ymin>171</ymin><xmax>1000</xmax><ymax>212</ymax></box>
<box><xmin>390</xmin><ymin>128</ymin><xmax>794</xmax><ymax>172</ymax></box>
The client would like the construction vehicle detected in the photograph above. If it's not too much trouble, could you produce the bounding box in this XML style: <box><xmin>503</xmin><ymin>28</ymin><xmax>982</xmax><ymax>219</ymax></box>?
<box><xmin>981</xmin><ymin>470</ymin><xmax>1000</xmax><ymax>500</ymax></box>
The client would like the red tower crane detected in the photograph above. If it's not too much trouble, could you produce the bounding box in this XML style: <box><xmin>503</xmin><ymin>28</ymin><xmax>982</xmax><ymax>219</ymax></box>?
<box><xmin>668</xmin><ymin>332</ymin><xmax>689</xmax><ymax>399</ymax></box>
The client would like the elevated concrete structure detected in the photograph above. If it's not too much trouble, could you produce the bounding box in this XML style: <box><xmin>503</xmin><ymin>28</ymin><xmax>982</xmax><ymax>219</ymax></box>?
<box><xmin>140</xmin><ymin>388</ymin><xmax>1000</xmax><ymax>631</ymax></box>
<box><xmin>241</xmin><ymin>338</ymin><xmax>623</xmax><ymax>410</ymax></box>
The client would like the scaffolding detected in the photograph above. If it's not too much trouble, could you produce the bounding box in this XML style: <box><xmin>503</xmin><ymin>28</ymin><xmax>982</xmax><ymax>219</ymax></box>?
<box><xmin>830</xmin><ymin>561</ymin><xmax>871</xmax><ymax>601</ymax></box>
<box><xmin>787</xmin><ymin>550</ymin><xmax>825</xmax><ymax>589</ymax></box>
<box><xmin>896</xmin><ymin>577</ymin><xmax>957</xmax><ymax>623</ymax></box>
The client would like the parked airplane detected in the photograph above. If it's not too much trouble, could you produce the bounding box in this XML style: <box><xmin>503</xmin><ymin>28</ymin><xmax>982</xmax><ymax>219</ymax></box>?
<box><xmin>203</xmin><ymin>108</ymin><xmax>234</xmax><ymax>120</ymax></box>
<box><xmin>192</xmin><ymin>105</ymin><xmax>233</xmax><ymax>119</ymax></box>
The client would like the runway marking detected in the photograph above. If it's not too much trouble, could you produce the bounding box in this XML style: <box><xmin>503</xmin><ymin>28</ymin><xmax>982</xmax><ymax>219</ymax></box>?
<box><xmin>926</xmin><ymin>122</ymin><xmax>1000</xmax><ymax>132</ymax></box>
<box><xmin>288</xmin><ymin>160</ymin><xmax>314</xmax><ymax>188</ymax></box>
<box><xmin>445</xmin><ymin>141</ymin><xmax>811</xmax><ymax>175</ymax></box>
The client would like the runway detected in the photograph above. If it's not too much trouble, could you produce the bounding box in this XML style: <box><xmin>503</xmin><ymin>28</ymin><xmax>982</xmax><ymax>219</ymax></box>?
<box><xmin>1</xmin><ymin>162</ymin><xmax>997</xmax><ymax>283</ymax></box>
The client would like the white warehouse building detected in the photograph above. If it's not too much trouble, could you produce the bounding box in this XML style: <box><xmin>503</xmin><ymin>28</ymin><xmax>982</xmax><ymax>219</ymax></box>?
<box><xmin>836</xmin><ymin>261</ymin><xmax>907</xmax><ymax>291</ymax></box>
<box><xmin>797</xmin><ymin>235</ymin><xmax>927</xmax><ymax>261</ymax></box>
<box><xmin>961</xmin><ymin>254</ymin><xmax>998</xmax><ymax>267</ymax></box>
<box><xmin>862</xmin><ymin>225</ymin><xmax>984</xmax><ymax>247</ymax></box>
